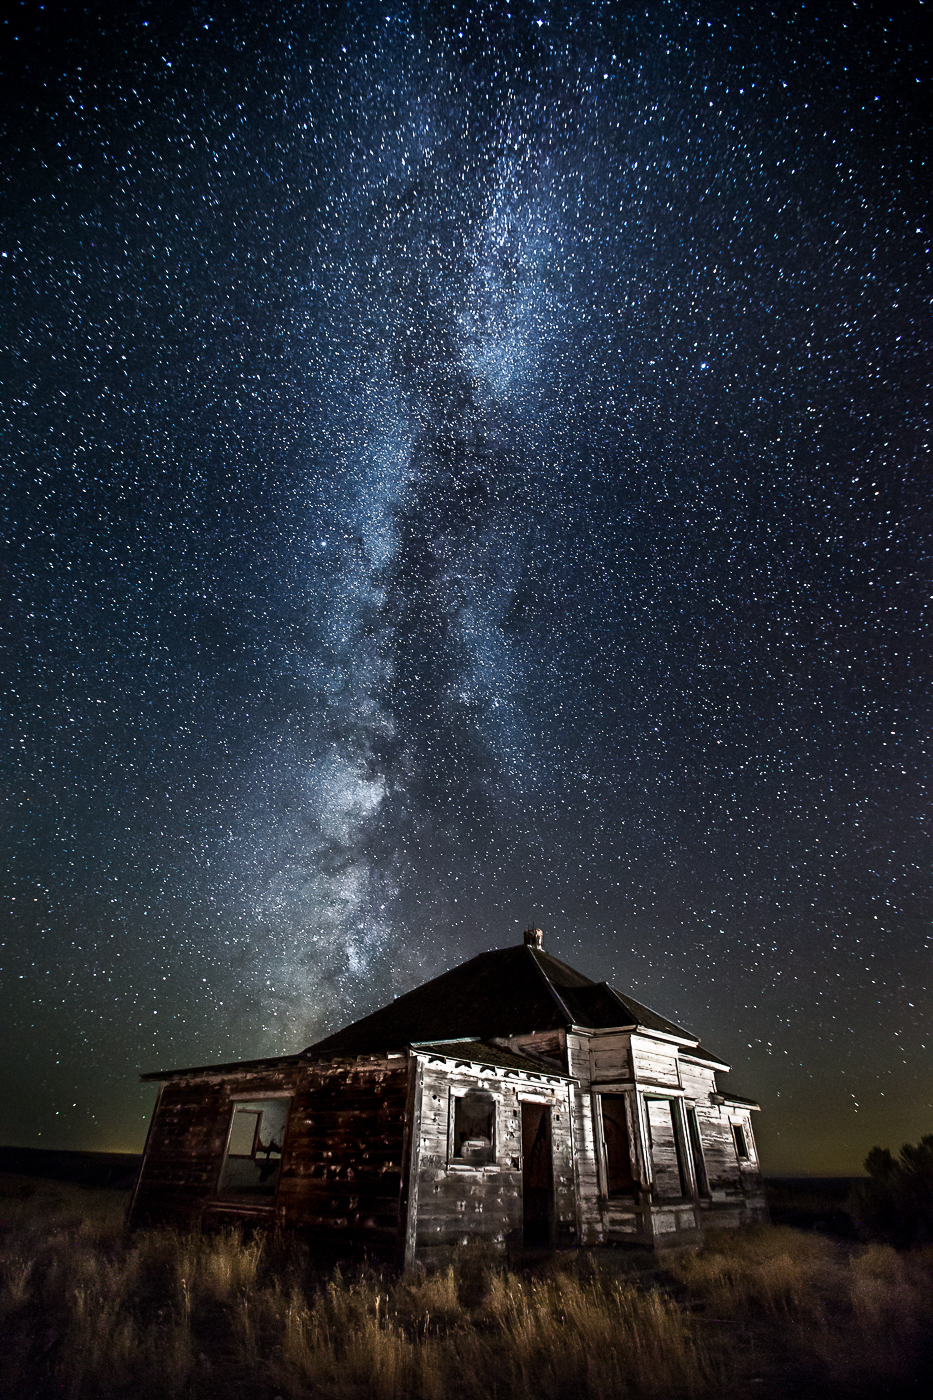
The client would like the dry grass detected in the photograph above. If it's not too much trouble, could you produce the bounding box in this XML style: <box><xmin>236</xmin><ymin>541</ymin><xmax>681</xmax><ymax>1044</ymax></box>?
<box><xmin>1</xmin><ymin>1177</ymin><xmax>930</xmax><ymax>1400</ymax></box>
<box><xmin>666</xmin><ymin>1223</ymin><xmax>933</xmax><ymax>1393</ymax></box>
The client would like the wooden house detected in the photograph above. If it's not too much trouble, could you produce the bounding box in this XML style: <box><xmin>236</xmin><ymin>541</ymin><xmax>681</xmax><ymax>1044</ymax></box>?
<box><xmin>129</xmin><ymin>929</ymin><xmax>766</xmax><ymax>1259</ymax></box>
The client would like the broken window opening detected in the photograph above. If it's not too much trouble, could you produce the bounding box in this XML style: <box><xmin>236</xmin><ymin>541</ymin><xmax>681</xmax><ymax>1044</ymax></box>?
<box><xmin>452</xmin><ymin>1090</ymin><xmax>495</xmax><ymax>1165</ymax></box>
<box><xmin>218</xmin><ymin>1098</ymin><xmax>291</xmax><ymax>1201</ymax></box>
<box><xmin>732</xmin><ymin>1122</ymin><xmax>749</xmax><ymax>1160</ymax></box>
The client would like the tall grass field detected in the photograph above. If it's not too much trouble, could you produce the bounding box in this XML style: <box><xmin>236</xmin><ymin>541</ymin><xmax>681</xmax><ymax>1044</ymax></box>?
<box><xmin>1</xmin><ymin>1174</ymin><xmax>930</xmax><ymax>1399</ymax></box>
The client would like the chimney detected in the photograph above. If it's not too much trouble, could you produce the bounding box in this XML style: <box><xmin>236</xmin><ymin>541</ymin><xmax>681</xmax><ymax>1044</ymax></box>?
<box><xmin>523</xmin><ymin>926</ymin><xmax>544</xmax><ymax>950</ymax></box>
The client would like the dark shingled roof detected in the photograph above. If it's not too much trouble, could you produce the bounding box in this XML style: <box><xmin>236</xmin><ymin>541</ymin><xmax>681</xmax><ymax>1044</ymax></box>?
<box><xmin>303</xmin><ymin>944</ymin><xmax>697</xmax><ymax>1058</ymax></box>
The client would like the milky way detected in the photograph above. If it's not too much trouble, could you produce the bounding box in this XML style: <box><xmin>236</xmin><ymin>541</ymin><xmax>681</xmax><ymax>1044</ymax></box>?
<box><xmin>3</xmin><ymin>1</ymin><xmax>929</xmax><ymax>1171</ymax></box>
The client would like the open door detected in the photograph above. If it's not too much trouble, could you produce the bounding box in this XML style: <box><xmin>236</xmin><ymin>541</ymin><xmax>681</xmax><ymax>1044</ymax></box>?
<box><xmin>521</xmin><ymin>1102</ymin><xmax>554</xmax><ymax>1247</ymax></box>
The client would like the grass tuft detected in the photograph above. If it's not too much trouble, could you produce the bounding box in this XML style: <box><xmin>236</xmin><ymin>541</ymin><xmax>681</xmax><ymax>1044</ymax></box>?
<box><xmin>1</xmin><ymin>1177</ymin><xmax>931</xmax><ymax>1399</ymax></box>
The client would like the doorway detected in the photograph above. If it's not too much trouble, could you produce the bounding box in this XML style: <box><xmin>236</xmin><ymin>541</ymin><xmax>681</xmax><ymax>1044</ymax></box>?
<box><xmin>600</xmin><ymin>1095</ymin><xmax>636</xmax><ymax>1196</ymax></box>
<box><xmin>521</xmin><ymin>1102</ymin><xmax>554</xmax><ymax>1246</ymax></box>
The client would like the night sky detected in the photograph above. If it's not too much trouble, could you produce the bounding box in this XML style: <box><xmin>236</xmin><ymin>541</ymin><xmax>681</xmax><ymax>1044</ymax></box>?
<box><xmin>3</xmin><ymin>1</ymin><xmax>929</xmax><ymax>1174</ymax></box>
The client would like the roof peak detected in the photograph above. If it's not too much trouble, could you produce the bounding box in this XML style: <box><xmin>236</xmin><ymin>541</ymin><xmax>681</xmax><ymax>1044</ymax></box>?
<box><xmin>300</xmin><ymin>939</ymin><xmax>700</xmax><ymax>1059</ymax></box>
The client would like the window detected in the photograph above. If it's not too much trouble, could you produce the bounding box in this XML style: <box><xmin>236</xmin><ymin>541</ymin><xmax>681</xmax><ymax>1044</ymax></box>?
<box><xmin>599</xmin><ymin>1095</ymin><xmax>636</xmax><ymax>1196</ymax></box>
<box><xmin>732</xmin><ymin>1122</ymin><xmax>749</xmax><ymax>1160</ymax></box>
<box><xmin>452</xmin><ymin>1090</ymin><xmax>495</xmax><ymax>1165</ymax></box>
<box><xmin>218</xmin><ymin>1098</ymin><xmax>291</xmax><ymax>1201</ymax></box>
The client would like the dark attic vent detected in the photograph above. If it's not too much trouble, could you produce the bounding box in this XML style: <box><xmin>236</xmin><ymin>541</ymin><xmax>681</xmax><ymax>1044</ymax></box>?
<box><xmin>523</xmin><ymin>926</ymin><xmax>544</xmax><ymax>949</ymax></box>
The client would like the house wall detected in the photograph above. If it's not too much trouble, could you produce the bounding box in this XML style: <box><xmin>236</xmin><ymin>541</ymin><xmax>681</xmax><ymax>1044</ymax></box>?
<box><xmin>129</xmin><ymin>1056</ymin><xmax>410</xmax><ymax>1253</ymax></box>
<box><xmin>128</xmin><ymin>1077</ymin><xmax>233</xmax><ymax>1228</ymax></box>
<box><xmin>130</xmin><ymin>1033</ymin><xmax>767</xmax><ymax>1255</ymax></box>
<box><xmin>548</xmin><ymin>1030</ymin><xmax>766</xmax><ymax>1247</ymax></box>
<box><xmin>630</xmin><ymin>1033</ymin><xmax>681</xmax><ymax>1090</ymax></box>
<box><xmin>409</xmin><ymin>1052</ymin><xmax>576</xmax><ymax>1260</ymax></box>
<box><xmin>278</xmin><ymin>1059</ymin><xmax>409</xmax><ymax>1251</ymax></box>
<box><xmin>678</xmin><ymin>1057</ymin><xmax>767</xmax><ymax>1226</ymax></box>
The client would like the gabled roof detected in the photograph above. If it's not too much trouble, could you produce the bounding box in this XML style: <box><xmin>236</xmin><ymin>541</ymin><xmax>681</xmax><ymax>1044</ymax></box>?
<box><xmin>303</xmin><ymin>943</ymin><xmax>696</xmax><ymax>1059</ymax></box>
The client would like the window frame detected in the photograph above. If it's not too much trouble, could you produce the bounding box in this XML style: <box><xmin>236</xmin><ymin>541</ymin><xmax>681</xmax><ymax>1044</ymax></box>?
<box><xmin>595</xmin><ymin>1091</ymin><xmax>638</xmax><ymax>1199</ymax></box>
<box><xmin>216</xmin><ymin>1095</ymin><xmax>292</xmax><ymax>1204</ymax></box>
<box><xmin>686</xmin><ymin>1104</ymin><xmax>711</xmax><ymax>1197</ymax></box>
<box><xmin>642</xmin><ymin>1094</ymin><xmax>693</xmax><ymax>1200</ymax></box>
<box><xmin>447</xmin><ymin>1086</ymin><xmax>497</xmax><ymax>1169</ymax></box>
<box><xmin>731</xmin><ymin>1120</ymin><xmax>749</xmax><ymax>1161</ymax></box>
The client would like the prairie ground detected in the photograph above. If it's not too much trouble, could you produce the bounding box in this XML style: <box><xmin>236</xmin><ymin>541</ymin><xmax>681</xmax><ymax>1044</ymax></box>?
<box><xmin>1</xmin><ymin>1173</ymin><xmax>930</xmax><ymax>1400</ymax></box>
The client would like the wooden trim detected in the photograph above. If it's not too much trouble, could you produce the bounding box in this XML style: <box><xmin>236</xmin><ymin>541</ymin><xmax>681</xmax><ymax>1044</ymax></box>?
<box><xmin>126</xmin><ymin>1082</ymin><xmax>163</xmax><ymax>1228</ymax></box>
<box><xmin>229</xmin><ymin>1089</ymin><xmax>292</xmax><ymax>1101</ymax></box>
<box><xmin>399</xmin><ymin>1052</ymin><xmax>422</xmax><ymax>1270</ymax></box>
<box><xmin>672</xmin><ymin>1097</ymin><xmax>698</xmax><ymax>1199</ymax></box>
<box><xmin>591</xmin><ymin>1091</ymin><xmax>608</xmax><ymax>1200</ymax></box>
<box><xmin>634</xmin><ymin>1091</ymin><xmax>653</xmax><ymax>1186</ymax></box>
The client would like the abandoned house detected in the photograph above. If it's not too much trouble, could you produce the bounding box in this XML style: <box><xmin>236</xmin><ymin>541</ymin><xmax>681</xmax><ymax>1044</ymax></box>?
<box><xmin>129</xmin><ymin>929</ymin><xmax>766</xmax><ymax>1260</ymax></box>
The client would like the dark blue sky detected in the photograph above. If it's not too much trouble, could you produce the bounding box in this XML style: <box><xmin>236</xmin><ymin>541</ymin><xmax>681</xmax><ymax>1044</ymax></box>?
<box><xmin>3</xmin><ymin>0</ymin><xmax>929</xmax><ymax>1172</ymax></box>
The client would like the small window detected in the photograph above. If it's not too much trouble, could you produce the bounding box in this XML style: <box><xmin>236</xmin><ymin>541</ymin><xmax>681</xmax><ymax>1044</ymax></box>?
<box><xmin>732</xmin><ymin>1122</ymin><xmax>749</xmax><ymax>1160</ymax></box>
<box><xmin>452</xmin><ymin>1090</ymin><xmax>495</xmax><ymax>1165</ymax></box>
<box><xmin>218</xmin><ymin>1098</ymin><xmax>291</xmax><ymax>1200</ymax></box>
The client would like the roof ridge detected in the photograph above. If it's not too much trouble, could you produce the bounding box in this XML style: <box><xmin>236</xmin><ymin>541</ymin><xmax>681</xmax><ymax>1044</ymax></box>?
<box><xmin>527</xmin><ymin>945</ymin><xmax>576</xmax><ymax>1024</ymax></box>
<box><xmin>532</xmin><ymin>947</ymin><xmax>600</xmax><ymax>986</ymax></box>
<box><xmin>600</xmin><ymin>983</ymin><xmax>639</xmax><ymax>1027</ymax></box>
<box><xmin>606</xmin><ymin>983</ymin><xmax>696</xmax><ymax>1039</ymax></box>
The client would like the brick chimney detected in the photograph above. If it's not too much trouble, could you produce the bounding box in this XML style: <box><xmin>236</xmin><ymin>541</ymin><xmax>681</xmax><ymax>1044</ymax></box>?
<box><xmin>523</xmin><ymin>926</ymin><xmax>544</xmax><ymax>949</ymax></box>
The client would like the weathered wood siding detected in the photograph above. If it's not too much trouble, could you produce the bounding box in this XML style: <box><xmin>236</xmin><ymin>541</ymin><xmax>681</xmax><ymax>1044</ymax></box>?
<box><xmin>130</xmin><ymin>1058</ymin><xmax>409</xmax><ymax>1249</ymax></box>
<box><xmin>412</xmin><ymin>1054</ymin><xmax>577</xmax><ymax>1255</ymax></box>
<box><xmin>630</xmin><ymin>1034</ymin><xmax>681</xmax><ymax>1089</ymax></box>
<box><xmin>131</xmin><ymin>1023</ymin><xmax>767</xmax><ymax>1251</ymax></box>
<box><xmin>565</xmin><ymin>1032</ymin><xmax>604</xmax><ymax>1244</ymax></box>
<box><xmin>645</xmin><ymin>1098</ymin><xmax>684</xmax><ymax>1198</ymax></box>
<box><xmin>129</xmin><ymin>1068</ymin><xmax>299</xmax><ymax>1228</ymax></box>
<box><xmin>679</xmin><ymin>1059</ymin><xmax>718</xmax><ymax>1102</ymax></box>
<box><xmin>276</xmin><ymin>1060</ymin><xmax>408</xmax><ymax>1248</ymax></box>
<box><xmin>697</xmin><ymin>1106</ymin><xmax>742</xmax><ymax>1193</ymax></box>
<box><xmin>589</xmin><ymin>1033</ymin><xmax>632</xmax><ymax>1085</ymax></box>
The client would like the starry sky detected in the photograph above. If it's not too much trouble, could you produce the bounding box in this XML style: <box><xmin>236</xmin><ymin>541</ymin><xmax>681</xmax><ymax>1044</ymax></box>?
<box><xmin>2</xmin><ymin>0</ymin><xmax>929</xmax><ymax>1174</ymax></box>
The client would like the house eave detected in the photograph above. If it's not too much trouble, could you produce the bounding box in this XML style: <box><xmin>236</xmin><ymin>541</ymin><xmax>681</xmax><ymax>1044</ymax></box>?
<box><xmin>139</xmin><ymin>1053</ymin><xmax>305</xmax><ymax>1083</ymax></box>
<box><xmin>139</xmin><ymin>1048</ymin><xmax>408</xmax><ymax>1083</ymax></box>
<box><xmin>681</xmin><ymin>1050</ymin><xmax>732</xmax><ymax>1072</ymax></box>
<box><xmin>711</xmin><ymin>1092</ymin><xmax>761</xmax><ymax>1110</ymax></box>
<box><xmin>411</xmin><ymin>1039</ymin><xmax>574</xmax><ymax>1082</ymax></box>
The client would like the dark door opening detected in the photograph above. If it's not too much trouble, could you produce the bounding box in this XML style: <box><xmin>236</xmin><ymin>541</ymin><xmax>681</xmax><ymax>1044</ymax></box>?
<box><xmin>521</xmin><ymin>1102</ymin><xmax>554</xmax><ymax>1247</ymax></box>
<box><xmin>687</xmin><ymin>1107</ymin><xmax>711</xmax><ymax>1197</ymax></box>
<box><xmin>601</xmin><ymin>1095</ymin><xmax>636</xmax><ymax>1196</ymax></box>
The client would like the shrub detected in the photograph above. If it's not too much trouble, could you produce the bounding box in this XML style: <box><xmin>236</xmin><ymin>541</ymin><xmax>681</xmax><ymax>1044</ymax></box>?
<box><xmin>850</xmin><ymin>1132</ymin><xmax>933</xmax><ymax>1247</ymax></box>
